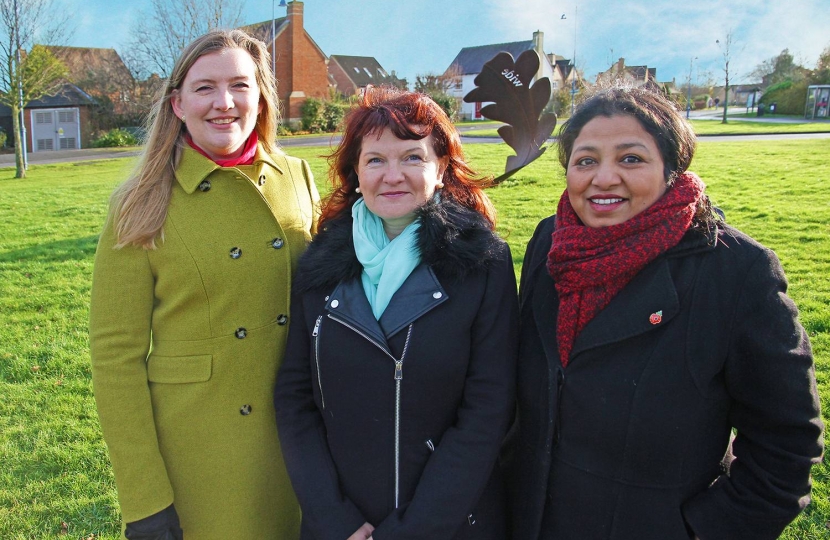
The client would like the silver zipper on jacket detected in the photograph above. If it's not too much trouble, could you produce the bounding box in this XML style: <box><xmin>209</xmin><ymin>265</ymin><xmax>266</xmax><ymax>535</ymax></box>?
<box><xmin>312</xmin><ymin>315</ymin><xmax>325</xmax><ymax>410</ymax></box>
<box><xmin>393</xmin><ymin>324</ymin><xmax>413</xmax><ymax>509</ymax></box>
<box><xmin>328</xmin><ymin>314</ymin><xmax>413</xmax><ymax>509</ymax></box>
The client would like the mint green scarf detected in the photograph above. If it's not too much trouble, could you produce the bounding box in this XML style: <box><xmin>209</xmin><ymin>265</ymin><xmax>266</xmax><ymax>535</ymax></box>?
<box><xmin>352</xmin><ymin>198</ymin><xmax>421</xmax><ymax>319</ymax></box>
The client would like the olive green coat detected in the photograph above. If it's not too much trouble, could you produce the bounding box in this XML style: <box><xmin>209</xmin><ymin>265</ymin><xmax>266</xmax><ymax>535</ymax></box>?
<box><xmin>90</xmin><ymin>145</ymin><xmax>319</xmax><ymax>539</ymax></box>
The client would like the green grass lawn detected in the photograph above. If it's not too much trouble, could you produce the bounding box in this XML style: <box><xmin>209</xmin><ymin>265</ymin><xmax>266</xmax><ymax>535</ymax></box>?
<box><xmin>1</xmin><ymin>139</ymin><xmax>828</xmax><ymax>539</ymax></box>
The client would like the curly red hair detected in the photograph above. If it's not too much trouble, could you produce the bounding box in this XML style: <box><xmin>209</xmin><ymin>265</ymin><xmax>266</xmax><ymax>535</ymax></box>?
<box><xmin>320</xmin><ymin>86</ymin><xmax>495</xmax><ymax>228</ymax></box>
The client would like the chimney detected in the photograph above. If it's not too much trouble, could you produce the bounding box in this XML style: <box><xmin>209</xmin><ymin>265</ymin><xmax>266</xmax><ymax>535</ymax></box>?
<box><xmin>288</xmin><ymin>1</ymin><xmax>304</xmax><ymax>45</ymax></box>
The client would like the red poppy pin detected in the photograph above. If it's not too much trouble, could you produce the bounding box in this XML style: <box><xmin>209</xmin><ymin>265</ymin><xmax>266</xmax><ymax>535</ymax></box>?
<box><xmin>649</xmin><ymin>310</ymin><xmax>663</xmax><ymax>325</ymax></box>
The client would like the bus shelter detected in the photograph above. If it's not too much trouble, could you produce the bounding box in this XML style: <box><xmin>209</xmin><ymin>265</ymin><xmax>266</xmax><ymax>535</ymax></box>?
<box><xmin>805</xmin><ymin>85</ymin><xmax>830</xmax><ymax>119</ymax></box>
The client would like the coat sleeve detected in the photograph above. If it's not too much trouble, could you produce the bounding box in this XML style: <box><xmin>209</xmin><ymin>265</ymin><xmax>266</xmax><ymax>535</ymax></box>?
<box><xmin>682</xmin><ymin>246</ymin><xmax>824</xmax><ymax>539</ymax></box>
<box><xmin>274</xmin><ymin>292</ymin><xmax>369</xmax><ymax>540</ymax></box>
<box><xmin>300</xmin><ymin>158</ymin><xmax>321</xmax><ymax>236</ymax></box>
<box><xmin>372</xmin><ymin>245</ymin><xmax>520</xmax><ymax>540</ymax></box>
<box><xmin>89</xmin><ymin>220</ymin><xmax>175</xmax><ymax>523</ymax></box>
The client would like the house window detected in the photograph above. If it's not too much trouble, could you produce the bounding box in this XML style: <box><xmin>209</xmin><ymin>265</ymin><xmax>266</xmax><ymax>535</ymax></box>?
<box><xmin>58</xmin><ymin>110</ymin><xmax>75</xmax><ymax>123</ymax></box>
<box><xmin>353</xmin><ymin>67</ymin><xmax>360</xmax><ymax>73</ymax></box>
<box><xmin>363</xmin><ymin>68</ymin><xmax>373</xmax><ymax>78</ymax></box>
<box><xmin>35</xmin><ymin>112</ymin><xmax>53</xmax><ymax>124</ymax></box>
<box><xmin>378</xmin><ymin>68</ymin><xmax>387</xmax><ymax>77</ymax></box>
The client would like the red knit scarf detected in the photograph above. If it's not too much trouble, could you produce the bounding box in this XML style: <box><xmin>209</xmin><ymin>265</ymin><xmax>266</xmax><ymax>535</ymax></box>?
<box><xmin>546</xmin><ymin>172</ymin><xmax>705</xmax><ymax>367</ymax></box>
<box><xmin>185</xmin><ymin>131</ymin><xmax>259</xmax><ymax>167</ymax></box>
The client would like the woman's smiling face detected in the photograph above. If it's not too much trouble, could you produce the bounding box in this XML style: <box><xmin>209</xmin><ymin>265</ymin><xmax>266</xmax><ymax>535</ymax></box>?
<box><xmin>566</xmin><ymin>114</ymin><xmax>668</xmax><ymax>228</ymax></box>
<box><xmin>356</xmin><ymin>127</ymin><xmax>448</xmax><ymax>233</ymax></box>
<box><xmin>171</xmin><ymin>47</ymin><xmax>262</xmax><ymax>161</ymax></box>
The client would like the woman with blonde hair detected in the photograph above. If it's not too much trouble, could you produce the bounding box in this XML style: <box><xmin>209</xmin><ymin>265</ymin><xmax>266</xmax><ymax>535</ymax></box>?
<box><xmin>90</xmin><ymin>29</ymin><xmax>318</xmax><ymax>539</ymax></box>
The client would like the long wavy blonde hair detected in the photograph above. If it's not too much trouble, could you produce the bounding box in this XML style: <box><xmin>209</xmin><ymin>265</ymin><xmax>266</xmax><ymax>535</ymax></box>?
<box><xmin>111</xmin><ymin>29</ymin><xmax>280</xmax><ymax>249</ymax></box>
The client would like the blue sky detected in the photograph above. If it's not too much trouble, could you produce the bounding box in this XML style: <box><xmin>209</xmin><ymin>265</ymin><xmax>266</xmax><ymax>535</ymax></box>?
<box><xmin>64</xmin><ymin>0</ymin><xmax>828</xmax><ymax>87</ymax></box>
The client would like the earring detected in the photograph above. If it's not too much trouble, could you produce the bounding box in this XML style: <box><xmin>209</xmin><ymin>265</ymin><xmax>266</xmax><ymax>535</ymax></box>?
<box><xmin>436</xmin><ymin>182</ymin><xmax>445</xmax><ymax>189</ymax></box>
<box><xmin>181</xmin><ymin>115</ymin><xmax>186</xmax><ymax>123</ymax></box>
<box><xmin>355</xmin><ymin>187</ymin><xmax>361</xmax><ymax>194</ymax></box>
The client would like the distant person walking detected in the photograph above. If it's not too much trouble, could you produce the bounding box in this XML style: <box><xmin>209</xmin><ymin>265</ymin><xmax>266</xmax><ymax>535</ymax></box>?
<box><xmin>89</xmin><ymin>29</ymin><xmax>318</xmax><ymax>539</ymax></box>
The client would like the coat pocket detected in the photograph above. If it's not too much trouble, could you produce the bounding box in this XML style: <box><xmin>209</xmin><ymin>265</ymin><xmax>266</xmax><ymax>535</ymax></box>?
<box><xmin>147</xmin><ymin>354</ymin><xmax>213</xmax><ymax>383</ymax></box>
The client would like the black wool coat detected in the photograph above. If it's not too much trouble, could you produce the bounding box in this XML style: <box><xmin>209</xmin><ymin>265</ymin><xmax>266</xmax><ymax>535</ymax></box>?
<box><xmin>504</xmin><ymin>215</ymin><xmax>823</xmax><ymax>540</ymax></box>
<box><xmin>275</xmin><ymin>198</ymin><xmax>519</xmax><ymax>540</ymax></box>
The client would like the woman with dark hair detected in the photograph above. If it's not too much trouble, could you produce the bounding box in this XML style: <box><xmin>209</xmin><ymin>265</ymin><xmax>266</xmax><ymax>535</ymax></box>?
<box><xmin>506</xmin><ymin>86</ymin><xmax>823</xmax><ymax>540</ymax></box>
<box><xmin>89</xmin><ymin>29</ymin><xmax>317</xmax><ymax>539</ymax></box>
<box><xmin>274</xmin><ymin>86</ymin><xmax>518</xmax><ymax>540</ymax></box>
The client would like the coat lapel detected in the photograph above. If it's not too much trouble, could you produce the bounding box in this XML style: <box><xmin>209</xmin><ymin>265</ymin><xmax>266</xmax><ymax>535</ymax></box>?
<box><xmin>380</xmin><ymin>264</ymin><xmax>448</xmax><ymax>338</ymax></box>
<box><xmin>326</xmin><ymin>279</ymin><xmax>388</xmax><ymax>349</ymax></box>
<box><xmin>571</xmin><ymin>257</ymin><xmax>679</xmax><ymax>358</ymax></box>
<box><xmin>324</xmin><ymin>264</ymin><xmax>449</xmax><ymax>351</ymax></box>
<box><xmin>531</xmin><ymin>262</ymin><xmax>561</xmax><ymax>366</ymax></box>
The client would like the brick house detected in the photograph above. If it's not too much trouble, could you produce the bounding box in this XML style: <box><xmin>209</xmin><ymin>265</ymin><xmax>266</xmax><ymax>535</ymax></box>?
<box><xmin>444</xmin><ymin>31</ymin><xmax>577</xmax><ymax>120</ymax></box>
<box><xmin>241</xmin><ymin>1</ymin><xmax>329</xmax><ymax>124</ymax></box>
<box><xmin>44</xmin><ymin>46</ymin><xmax>135</xmax><ymax>115</ymax></box>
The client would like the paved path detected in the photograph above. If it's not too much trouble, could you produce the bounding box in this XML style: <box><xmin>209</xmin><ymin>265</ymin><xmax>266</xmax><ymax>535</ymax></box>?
<box><xmin>2</xmin><ymin>117</ymin><xmax>828</xmax><ymax>168</ymax></box>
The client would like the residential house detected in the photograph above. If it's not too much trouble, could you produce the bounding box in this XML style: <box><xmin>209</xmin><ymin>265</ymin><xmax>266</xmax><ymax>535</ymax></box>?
<box><xmin>444</xmin><ymin>31</ymin><xmax>577</xmax><ymax>120</ymax></box>
<box><xmin>328</xmin><ymin>55</ymin><xmax>404</xmax><ymax>96</ymax></box>
<box><xmin>44</xmin><ymin>46</ymin><xmax>135</xmax><ymax>116</ymax></box>
<box><xmin>596</xmin><ymin>58</ymin><xmax>661</xmax><ymax>91</ymax></box>
<box><xmin>0</xmin><ymin>83</ymin><xmax>96</xmax><ymax>151</ymax></box>
<box><xmin>240</xmin><ymin>0</ymin><xmax>329</xmax><ymax>124</ymax></box>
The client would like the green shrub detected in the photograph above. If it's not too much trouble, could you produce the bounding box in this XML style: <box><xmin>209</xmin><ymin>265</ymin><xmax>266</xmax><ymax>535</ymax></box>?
<box><xmin>91</xmin><ymin>128</ymin><xmax>139</xmax><ymax>148</ymax></box>
<box><xmin>0</xmin><ymin>127</ymin><xmax>6</xmax><ymax>148</ymax></box>
<box><xmin>300</xmin><ymin>97</ymin><xmax>325</xmax><ymax>132</ymax></box>
<box><xmin>300</xmin><ymin>97</ymin><xmax>350</xmax><ymax>133</ymax></box>
<box><xmin>760</xmin><ymin>80</ymin><xmax>809</xmax><ymax>115</ymax></box>
<box><xmin>425</xmin><ymin>92</ymin><xmax>458</xmax><ymax>121</ymax></box>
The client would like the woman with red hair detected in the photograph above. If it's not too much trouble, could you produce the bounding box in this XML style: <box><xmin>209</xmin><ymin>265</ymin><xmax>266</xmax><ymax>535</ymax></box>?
<box><xmin>274</xmin><ymin>86</ymin><xmax>518</xmax><ymax>539</ymax></box>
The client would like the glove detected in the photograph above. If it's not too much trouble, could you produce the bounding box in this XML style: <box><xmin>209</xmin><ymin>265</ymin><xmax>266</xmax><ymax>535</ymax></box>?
<box><xmin>125</xmin><ymin>504</ymin><xmax>183</xmax><ymax>540</ymax></box>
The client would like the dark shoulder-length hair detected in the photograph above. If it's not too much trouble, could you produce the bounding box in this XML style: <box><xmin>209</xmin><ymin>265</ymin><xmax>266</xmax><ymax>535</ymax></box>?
<box><xmin>558</xmin><ymin>85</ymin><xmax>718</xmax><ymax>228</ymax></box>
<box><xmin>320</xmin><ymin>86</ymin><xmax>496</xmax><ymax>228</ymax></box>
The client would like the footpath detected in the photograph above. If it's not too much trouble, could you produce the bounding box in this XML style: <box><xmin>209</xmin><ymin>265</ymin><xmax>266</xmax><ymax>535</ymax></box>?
<box><xmin>2</xmin><ymin>111</ymin><xmax>828</xmax><ymax>169</ymax></box>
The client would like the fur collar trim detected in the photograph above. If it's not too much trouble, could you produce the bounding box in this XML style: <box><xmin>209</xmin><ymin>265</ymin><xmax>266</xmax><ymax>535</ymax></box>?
<box><xmin>295</xmin><ymin>197</ymin><xmax>505</xmax><ymax>292</ymax></box>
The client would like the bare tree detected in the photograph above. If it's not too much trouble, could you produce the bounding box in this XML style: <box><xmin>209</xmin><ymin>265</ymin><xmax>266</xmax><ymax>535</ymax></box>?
<box><xmin>125</xmin><ymin>0</ymin><xmax>246</xmax><ymax>80</ymax></box>
<box><xmin>0</xmin><ymin>0</ymin><xmax>69</xmax><ymax>178</ymax></box>
<box><xmin>716</xmin><ymin>31</ymin><xmax>738</xmax><ymax>124</ymax></box>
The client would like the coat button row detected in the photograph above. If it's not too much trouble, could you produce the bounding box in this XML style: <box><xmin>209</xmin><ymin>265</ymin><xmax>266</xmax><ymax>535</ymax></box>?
<box><xmin>271</xmin><ymin>238</ymin><xmax>284</xmax><ymax>249</ymax></box>
<box><xmin>198</xmin><ymin>180</ymin><xmax>211</xmax><ymax>192</ymax></box>
<box><xmin>230</xmin><ymin>247</ymin><xmax>242</xmax><ymax>259</ymax></box>
<box><xmin>276</xmin><ymin>314</ymin><xmax>287</xmax><ymax>325</ymax></box>
<box><xmin>258</xmin><ymin>174</ymin><xmax>267</xmax><ymax>186</ymax></box>
<box><xmin>240</xmin><ymin>404</ymin><xmax>252</xmax><ymax>415</ymax></box>
<box><xmin>235</xmin><ymin>328</ymin><xmax>247</xmax><ymax>339</ymax></box>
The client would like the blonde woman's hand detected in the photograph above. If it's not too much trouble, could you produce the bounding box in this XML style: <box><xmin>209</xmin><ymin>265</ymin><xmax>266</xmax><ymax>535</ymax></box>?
<box><xmin>347</xmin><ymin>522</ymin><xmax>374</xmax><ymax>540</ymax></box>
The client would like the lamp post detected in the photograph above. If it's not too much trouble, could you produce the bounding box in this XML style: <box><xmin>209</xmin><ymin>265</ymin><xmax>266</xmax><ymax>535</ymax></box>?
<box><xmin>686</xmin><ymin>56</ymin><xmax>697</xmax><ymax>120</ymax></box>
<box><xmin>561</xmin><ymin>5</ymin><xmax>578</xmax><ymax>116</ymax></box>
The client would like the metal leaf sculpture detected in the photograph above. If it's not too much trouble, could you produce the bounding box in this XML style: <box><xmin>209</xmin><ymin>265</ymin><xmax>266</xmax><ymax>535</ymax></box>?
<box><xmin>464</xmin><ymin>49</ymin><xmax>557</xmax><ymax>183</ymax></box>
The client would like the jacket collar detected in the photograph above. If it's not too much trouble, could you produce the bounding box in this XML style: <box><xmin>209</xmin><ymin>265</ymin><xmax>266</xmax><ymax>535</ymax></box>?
<box><xmin>174</xmin><ymin>144</ymin><xmax>285</xmax><ymax>194</ymax></box>
<box><xmin>325</xmin><ymin>264</ymin><xmax>448</xmax><ymax>347</ymax></box>
<box><xmin>295</xmin><ymin>196</ymin><xmax>504</xmax><ymax>293</ymax></box>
